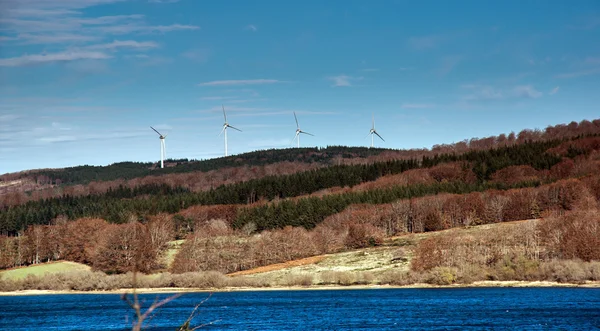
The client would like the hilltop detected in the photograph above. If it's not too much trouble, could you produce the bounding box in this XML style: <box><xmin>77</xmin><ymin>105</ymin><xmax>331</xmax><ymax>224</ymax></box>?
<box><xmin>2</xmin><ymin>118</ymin><xmax>599</xmax><ymax>204</ymax></box>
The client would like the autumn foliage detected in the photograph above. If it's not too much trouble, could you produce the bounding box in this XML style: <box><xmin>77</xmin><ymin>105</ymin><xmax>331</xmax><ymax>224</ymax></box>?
<box><xmin>2</xmin><ymin>119</ymin><xmax>600</xmax><ymax>279</ymax></box>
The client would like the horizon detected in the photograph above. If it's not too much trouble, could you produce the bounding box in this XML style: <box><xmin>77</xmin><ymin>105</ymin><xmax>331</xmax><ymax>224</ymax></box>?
<box><xmin>1</xmin><ymin>0</ymin><xmax>600</xmax><ymax>174</ymax></box>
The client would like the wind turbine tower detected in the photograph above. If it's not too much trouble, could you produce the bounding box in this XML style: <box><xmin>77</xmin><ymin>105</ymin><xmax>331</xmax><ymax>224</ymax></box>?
<box><xmin>150</xmin><ymin>126</ymin><xmax>167</xmax><ymax>168</ymax></box>
<box><xmin>219</xmin><ymin>105</ymin><xmax>242</xmax><ymax>157</ymax></box>
<box><xmin>367</xmin><ymin>113</ymin><xmax>385</xmax><ymax>148</ymax></box>
<box><xmin>292</xmin><ymin>111</ymin><xmax>314</xmax><ymax>148</ymax></box>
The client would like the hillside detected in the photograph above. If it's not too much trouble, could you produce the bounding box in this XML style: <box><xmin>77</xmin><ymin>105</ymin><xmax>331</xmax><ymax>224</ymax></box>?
<box><xmin>2</xmin><ymin>220</ymin><xmax>598</xmax><ymax>292</ymax></box>
<box><xmin>226</xmin><ymin>220</ymin><xmax>540</xmax><ymax>283</ymax></box>
<box><xmin>1</xmin><ymin>118</ymin><xmax>600</xmax><ymax>292</ymax></box>
<box><xmin>2</xmin><ymin>118</ymin><xmax>599</xmax><ymax>208</ymax></box>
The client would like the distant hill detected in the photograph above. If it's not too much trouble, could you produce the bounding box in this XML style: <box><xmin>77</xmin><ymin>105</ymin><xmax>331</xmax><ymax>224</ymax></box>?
<box><xmin>3</xmin><ymin>118</ymin><xmax>600</xmax><ymax>189</ymax></box>
<box><xmin>2</xmin><ymin>146</ymin><xmax>393</xmax><ymax>186</ymax></box>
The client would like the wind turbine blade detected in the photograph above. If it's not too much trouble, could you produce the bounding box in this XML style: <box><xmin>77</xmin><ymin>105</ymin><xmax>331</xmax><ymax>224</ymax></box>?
<box><xmin>229</xmin><ymin>125</ymin><xmax>242</xmax><ymax>132</ymax></box>
<box><xmin>365</xmin><ymin>132</ymin><xmax>372</xmax><ymax>139</ymax></box>
<box><xmin>290</xmin><ymin>132</ymin><xmax>299</xmax><ymax>146</ymax></box>
<box><xmin>222</xmin><ymin>105</ymin><xmax>227</xmax><ymax>122</ymax></box>
<box><xmin>372</xmin><ymin>113</ymin><xmax>375</xmax><ymax>130</ymax></box>
<box><xmin>150</xmin><ymin>126</ymin><xmax>163</xmax><ymax>136</ymax></box>
<box><xmin>219</xmin><ymin>125</ymin><xmax>226</xmax><ymax>136</ymax></box>
<box><xmin>293</xmin><ymin>111</ymin><xmax>299</xmax><ymax>128</ymax></box>
<box><xmin>301</xmin><ymin>131</ymin><xmax>314</xmax><ymax>136</ymax></box>
<box><xmin>374</xmin><ymin>131</ymin><xmax>385</xmax><ymax>142</ymax></box>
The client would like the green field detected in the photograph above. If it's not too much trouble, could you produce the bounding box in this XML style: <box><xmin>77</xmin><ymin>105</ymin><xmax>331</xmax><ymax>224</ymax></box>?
<box><xmin>162</xmin><ymin>239</ymin><xmax>185</xmax><ymax>269</ymax></box>
<box><xmin>0</xmin><ymin>261</ymin><xmax>90</xmax><ymax>281</ymax></box>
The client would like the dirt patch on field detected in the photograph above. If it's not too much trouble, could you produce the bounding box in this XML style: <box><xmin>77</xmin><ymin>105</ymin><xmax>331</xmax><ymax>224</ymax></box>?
<box><xmin>228</xmin><ymin>255</ymin><xmax>327</xmax><ymax>276</ymax></box>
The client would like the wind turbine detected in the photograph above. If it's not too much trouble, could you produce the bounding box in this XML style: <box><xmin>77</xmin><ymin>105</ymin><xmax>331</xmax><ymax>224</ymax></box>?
<box><xmin>150</xmin><ymin>126</ymin><xmax>167</xmax><ymax>168</ymax></box>
<box><xmin>367</xmin><ymin>113</ymin><xmax>384</xmax><ymax>148</ymax></box>
<box><xmin>219</xmin><ymin>105</ymin><xmax>241</xmax><ymax>157</ymax></box>
<box><xmin>291</xmin><ymin>111</ymin><xmax>314</xmax><ymax>148</ymax></box>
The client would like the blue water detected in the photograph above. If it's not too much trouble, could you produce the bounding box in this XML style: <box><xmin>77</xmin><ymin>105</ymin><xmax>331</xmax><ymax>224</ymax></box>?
<box><xmin>0</xmin><ymin>288</ymin><xmax>599</xmax><ymax>330</ymax></box>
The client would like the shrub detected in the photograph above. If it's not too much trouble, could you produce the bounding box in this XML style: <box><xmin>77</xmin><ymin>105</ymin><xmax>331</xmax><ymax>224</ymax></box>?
<box><xmin>345</xmin><ymin>223</ymin><xmax>384</xmax><ymax>249</ymax></box>
<box><xmin>455</xmin><ymin>265</ymin><xmax>488</xmax><ymax>284</ymax></box>
<box><xmin>540</xmin><ymin>260</ymin><xmax>589</xmax><ymax>283</ymax></box>
<box><xmin>226</xmin><ymin>276</ymin><xmax>271</xmax><ymax>288</ymax></box>
<box><xmin>319</xmin><ymin>271</ymin><xmax>355</xmax><ymax>286</ymax></box>
<box><xmin>279</xmin><ymin>273</ymin><xmax>314</xmax><ymax>287</ymax></box>
<box><xmin>587</xmin><ymin>261</ymin><xmax>600</xmax><ymax>281</ymax></box>
<box><xmin>425</xmin><ymin>267</ymin><xmax>457</xmax><ymax>285</ymax></box>
<box><xmin>354</xmin><ymin>272</ymin><xmax>375</xmax><ymax>285</ymax></box>
<box><xmin>377</xmin><ymin>270</ymin><xmax>419</xmax><ymax>286</ymax></box>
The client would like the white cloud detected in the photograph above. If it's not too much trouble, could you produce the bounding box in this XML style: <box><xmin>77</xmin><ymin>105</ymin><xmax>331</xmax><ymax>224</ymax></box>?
<box><xmin>245</xmin><ymin>24</ymin><xmax>257</xmax><ymax>32</ymax></box>
<box><xmin>37</xmin><ymin>135</ymin><xmax>78</xmax><ymax>143</ymax></box>
<box><xmin>4</xmin><ymin>8</ymin><xmax>80</xmax><ymax>18</ymax></box>
<box><xmin>1</xmin><ymin>0</ymin><xmax>128</xmax><ymax>10</ymax></box>
<box><xmin>199</xmin><ymin>79</ymin><xmax>281</xmax><ymax>86</ymax></box>
<box><xmin>87</xmin><ymin>40</ymin><xmax>159</xmax><ymax>50</ymax></box>
<box><xmin>462</xmin><ymin>84</ymin><xmax>543</xmax><ymax>101</ymax></box>
<box><xmin>327</xmin><ymin>75</ymin><xmax>362</xmax><ymax>87</ymax></box>
<box><xmin>0</xmin><ymin>1</ymin><xmax>198</xmax><ymax>47</ymax></box>
<box><xmin>462</xmin><ymin>85</ymin><xmax>504</xmax><ymax>101</ymax></box>
<box><xmin>0</xmin><ymin>114</ymin><xmax>20</xmax><ymax>122</ymax></box>
<box><xmin>99</xmin><ymin>23</ymin><xmax>200</xmax><ymax>34</ymax></box>
<box><xmin>0</xmin><ymin>50</ymin><xmax>111</xmax><ymax>67</ymax></box>
<box><xmin>124</xmin><ymin>54</ymin><xmax>149</xmax><ymax>59</ymax></box>
<box><xmin>549</xmin><ymin>86</ymin><xmax>560</xmax><ymax>95</ymax></box>
<box><xmin>555</xmin><ymin>67</ymin><xmax>600</xmax><ymax>79</ymax></box>
<box><xmin>17</xmin><ymin>33</ymin><xmax>100</xmax><ymax>44</ymax></box>
<box><xmin>513</xmin><ymin>85</ymin><xmax>542</xmax><ymax>99</ymax></box>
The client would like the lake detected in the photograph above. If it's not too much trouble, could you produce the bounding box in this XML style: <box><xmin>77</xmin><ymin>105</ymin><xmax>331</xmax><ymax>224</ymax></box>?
<box><xmin>0</xmin><ymin>288</ymin><xmax>599</xmax><ymax>330</ymax></box>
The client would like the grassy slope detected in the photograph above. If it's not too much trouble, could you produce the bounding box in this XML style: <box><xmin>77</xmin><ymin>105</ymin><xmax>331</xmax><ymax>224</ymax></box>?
<box><xmin>227</xmin><ymin>220</ymin><xmax>539</xmax><ymax>282</ymax></box>
<box><xmin>0</xmin><ymin>261</ymin><xmax>90</xmax><ymax>280</ymax></box>
<box><xmin>162</xmin><ymin>239</ymin><xmax>184</xmax><ymax>270</ymax></box>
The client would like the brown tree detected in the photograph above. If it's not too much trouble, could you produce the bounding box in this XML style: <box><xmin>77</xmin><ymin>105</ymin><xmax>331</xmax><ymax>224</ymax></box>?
<box><xmin>92</xmin><ymin>222</ymin><xmax>158</xmax><ymax>274</ymax></box>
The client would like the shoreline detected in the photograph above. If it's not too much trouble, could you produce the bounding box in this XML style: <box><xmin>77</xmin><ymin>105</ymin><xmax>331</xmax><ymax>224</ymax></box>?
<box><xmin>1</xmin><ymin>281</ymin><xmax>599</xmax><ymax>296</ymax></box>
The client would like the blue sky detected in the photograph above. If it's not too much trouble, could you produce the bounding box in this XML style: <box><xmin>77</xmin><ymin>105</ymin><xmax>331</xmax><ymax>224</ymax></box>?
<box><xmin>1</xmin><ymin>0</ymin><xmax>600</xmax><ymax>174</ymax></box>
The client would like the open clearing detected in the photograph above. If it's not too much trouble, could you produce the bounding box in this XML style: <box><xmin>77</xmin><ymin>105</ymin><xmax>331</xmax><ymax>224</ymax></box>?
<box><xmin>0</xmin><ymin>261</ymin><xmax>90</xmax><ymax>280</ymax></box>
<box><xmin>227</xmin><ymin>219</ymin><xmax>539</xmax><ymax>283</ymax></box>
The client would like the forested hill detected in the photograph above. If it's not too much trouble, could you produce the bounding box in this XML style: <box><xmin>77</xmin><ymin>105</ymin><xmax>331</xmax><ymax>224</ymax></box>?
<box><xmin>2</xmin><ymin>119</ymin><xmax>600</xmax><ymax>276</ymax></box>
<box><xmin>3</xmin><ymin>118</ymin><xmax>600</xmax><ymax>187</ymax></box>
<box><xmin>2</xmin><ymin>146</ymin><xmax>391</xmax><ymax>185</ymax></box>
<box><xmin>0</xmin><ymin>133</ymin><xmax>596</xmax><ymax>234</ymax></box>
